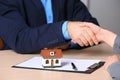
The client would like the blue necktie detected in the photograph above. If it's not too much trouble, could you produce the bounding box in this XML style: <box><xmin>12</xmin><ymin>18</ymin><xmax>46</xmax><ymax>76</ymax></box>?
<box><xmin>41</xmin><ymin>0</ymin><xmax>53</xmax><ymax>23</ymax></box>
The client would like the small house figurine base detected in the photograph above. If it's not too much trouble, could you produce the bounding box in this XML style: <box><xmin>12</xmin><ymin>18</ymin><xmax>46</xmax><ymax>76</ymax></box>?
<box><xmin>40</xmin><ymin>48</ymin><xmax>63</xmax><ymax>68</ymax></box>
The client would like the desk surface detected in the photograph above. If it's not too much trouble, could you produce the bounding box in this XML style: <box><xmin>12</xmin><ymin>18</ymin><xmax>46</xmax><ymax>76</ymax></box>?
<box><xmin>0</xmin><ymin>43</ymin><xmax>115</xmax><ymax>80</ymax></box>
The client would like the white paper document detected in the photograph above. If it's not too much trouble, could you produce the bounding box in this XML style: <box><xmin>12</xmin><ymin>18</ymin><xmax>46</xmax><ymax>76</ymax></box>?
<box><xmin>13</xmin><ymin>57</ymin><xmax>104</xmax><ymax>73</ymax></box>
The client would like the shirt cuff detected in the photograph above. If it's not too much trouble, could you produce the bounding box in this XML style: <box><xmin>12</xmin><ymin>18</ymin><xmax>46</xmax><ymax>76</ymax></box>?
<box><xmin>113</xmin><ymin>36</ymin><xmax>120</xmax><ymax>54</ymax></box>
<box><xmin>62</xmin><ymin>21</ymin><xmax>70</xmax><ymax>40</ymax></box>
<box><xmin>107</xmin><ymin>62</ymin><xmax>120</xmax><ymax>80</ymax></box>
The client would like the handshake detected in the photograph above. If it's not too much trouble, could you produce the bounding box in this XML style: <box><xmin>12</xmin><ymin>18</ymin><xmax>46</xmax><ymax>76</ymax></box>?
<box><xmin>67</xmin><ymin>21</ymin><xmax>103</xmax><ymax>47</ymax></box>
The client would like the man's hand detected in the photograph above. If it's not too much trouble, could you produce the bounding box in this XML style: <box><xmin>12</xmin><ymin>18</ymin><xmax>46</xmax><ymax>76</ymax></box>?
<box><xmin>67</xmin><ymin>21</ymin><xmax>99</xmax><ymax>47</ymax></box>
<box><xmin>104</xmin><ymin>55</ymin><xmax>120</xmax><ymax>70</ymax></box>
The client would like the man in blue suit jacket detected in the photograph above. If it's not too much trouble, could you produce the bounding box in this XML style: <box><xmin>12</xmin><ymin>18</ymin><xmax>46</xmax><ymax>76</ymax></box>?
<box><xmin>0</xmin><ymin>0</ymin><xmax>99</xmax><ymax>53</ymax></box>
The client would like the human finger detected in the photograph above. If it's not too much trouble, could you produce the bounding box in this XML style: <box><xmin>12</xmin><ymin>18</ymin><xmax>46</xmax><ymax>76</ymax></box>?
<box><xmin>77</xmin><ymin>39</ymin><xmax>85</xmax><ymax>47</ymax></box>
<box><xmin>78</xmin><ymin>33</ymin><xmax>89</xmax><ymax>46</ymax></box>
<box><xmin>86</xmin><ymin>27</ymin><xmax>99</xmax><ymax>45</ymax></box>
<box><xmin>81</xmin><ymin>28</ymin><xmax>94</xmax><ymax>46</ymax></box>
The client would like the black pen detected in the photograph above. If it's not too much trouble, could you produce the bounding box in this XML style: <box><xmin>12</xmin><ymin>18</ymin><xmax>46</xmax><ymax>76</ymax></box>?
<box><xmin>71</xmin><ymin>62</ymin><xmax>78</xmax><ymax>70</ymax></box>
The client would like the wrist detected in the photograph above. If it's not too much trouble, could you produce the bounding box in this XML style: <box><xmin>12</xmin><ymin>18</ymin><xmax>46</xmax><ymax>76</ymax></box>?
<box><xmin>97</xmin><ymin>28</ymin><xmax>117</xmax><ymax>47</ymax></box>
<box><xmin>98</xmin><ymin>28</ymin><xmax>106</xmax><ymax>41</ymax></box>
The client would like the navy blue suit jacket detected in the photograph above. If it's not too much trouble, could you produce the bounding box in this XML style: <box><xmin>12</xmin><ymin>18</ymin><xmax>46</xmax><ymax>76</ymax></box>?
<box><xmin>0</xmin><ymin>0</ymin><xmax>99</xmax><ymax>53</ymax></box>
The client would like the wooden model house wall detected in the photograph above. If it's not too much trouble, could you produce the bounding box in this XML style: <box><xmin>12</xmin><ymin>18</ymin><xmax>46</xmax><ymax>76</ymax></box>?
<box><xmin>40</xmin><ymin>49</ymin><xmax>63</xmax><ymax>68</ymax></box>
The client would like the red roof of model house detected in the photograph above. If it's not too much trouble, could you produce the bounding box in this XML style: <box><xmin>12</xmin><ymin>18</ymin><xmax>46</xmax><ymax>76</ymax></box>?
<box><xmin>40</xmin><ymin>49</ymin><xmax>63</xmax><ymax>58</ymax></box>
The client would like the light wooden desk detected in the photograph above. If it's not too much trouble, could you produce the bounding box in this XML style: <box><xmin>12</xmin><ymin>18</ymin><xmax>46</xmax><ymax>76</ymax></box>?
<box><xmin>0</xmin><ymin>43</ymin><xmax>115</xmax><ymax>80</ymax></box>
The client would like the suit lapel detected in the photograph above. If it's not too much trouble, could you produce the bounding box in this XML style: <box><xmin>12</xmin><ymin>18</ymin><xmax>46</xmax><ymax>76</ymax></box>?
<box><xmin>31</xmin><ymin>0</ymin><xmax>60</xmax><ymax>23</ymax></box>
<box><xmin>31</xmin><ymin>0</ymin><xmax>43</xmax><ymax>12</ymax></box>
<box><xmin>31</xmin><ymin>0</ymin><xmax>47</xmax><ymax>23</ymax></box>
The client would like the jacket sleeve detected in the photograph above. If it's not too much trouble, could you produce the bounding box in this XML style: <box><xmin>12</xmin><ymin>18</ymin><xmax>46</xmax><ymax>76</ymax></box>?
<box><xmin>107</xmin><ymin>62</ymin><xmax>120</xmax><ymax>80</ymax></box>
<box><xmin>71</xmin><ymin>0</ymin><xmax>99</xmax><ymax>25</ymax></box>
<box><xmin>0</xmin><ymin>1</ymin><xmax>67</xmax><ymax>53</ymax></box>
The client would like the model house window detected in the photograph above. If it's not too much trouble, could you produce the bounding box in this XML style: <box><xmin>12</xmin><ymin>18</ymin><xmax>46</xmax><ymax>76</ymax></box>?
<box><xmin>46</xmin><ymin>60</ymin><xmax>49</xmax><ymax>64</ymax></box>
<box><xmin>50</xmin><ymin>52</ymin><xmax>55</xmax><ymax>56</ymax></box>
<box><xmin>56</xmin><ymin>59</ymin><xmax>59</xmax><ymax>64</ymax></box>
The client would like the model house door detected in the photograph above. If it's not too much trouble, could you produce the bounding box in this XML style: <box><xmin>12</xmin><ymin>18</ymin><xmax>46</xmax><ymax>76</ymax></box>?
<box><xmin>51</xmin><ymin>59</ymin><xmax>54</xmax><ymax>67</ymax></box>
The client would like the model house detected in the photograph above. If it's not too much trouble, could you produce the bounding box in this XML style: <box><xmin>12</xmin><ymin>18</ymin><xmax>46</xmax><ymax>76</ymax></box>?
<box><xmin>40</xmin><ymin>48</ymin><xmax>63</xmax><ymax>68</ymax></box>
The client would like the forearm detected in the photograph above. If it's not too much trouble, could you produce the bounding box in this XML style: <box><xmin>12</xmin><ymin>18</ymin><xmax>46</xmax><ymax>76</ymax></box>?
<box><xmin>97</xmin><ymin>29</ymin><xmax>117</xmax><ymax>48</ymax></box>
<box><xmin>0</xmin><ymin>15</ymin><xmax>67</xmax><ymax>53</ymax></box>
